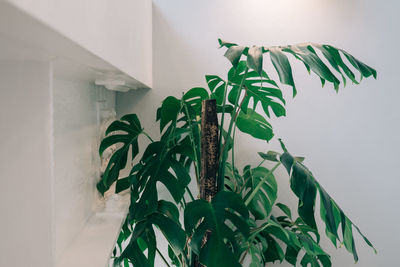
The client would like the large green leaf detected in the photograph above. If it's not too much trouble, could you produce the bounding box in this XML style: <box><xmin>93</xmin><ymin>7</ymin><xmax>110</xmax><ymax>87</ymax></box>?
<box><xmin>236</xmin><ymin>109</ymin><xmax>274</xmax><ymax>141</ymax></box>
<box><xmin>298</xmin><ymin>233</ymin><xmax>331</xmax><ymax>267</ymax></box>
<box><xmin>279</xmin><ymin>144</ymin><xmax>376</xmax><ymax>262</ymax></box>
<box><xmin>225</xmin><ymin>45</ymin><xmax>247</xmax><ymax>68</ymax></box>
<box><xmin>224</xmin><ymin>162</ymin><xmax>242</xmax><ymax>193</ymax></box>
<box><xmin>247</xmin><ymin>46</ymin><xmax>263</xmax><ymax>74</ymax></box>
<box><xmin>270</xmin><ymin>47</ymin><xmax>296</xmax><ymax>96</ymax></box>
<box><xmin>243</xmin><ymin>166</ymin><xmax>277</xmax><ymax>220</ymax></box>
<box><xmin>340</xmin><ymin>49</ymin><xmax>377</xmax><ymax>79</ymax></box>
<box><xmin>260</xmin><ymin>211</ymin><xmax>330</xmax><ymax>266</ymax></box>
<box><xmin>117</xmin><ymin>239</ymin><xmax>150</xmax><ymax>267</ymax></box>
<box><xmin>262</xmin><ymin>235</ymin><xmax>285</xmax><ymax>263</ymax></box>
<box><xmin>228</xmin><ymin>62</ymin><xmax>286</xmax><ymax>119</ymax></box>
<box><xmin>116</xmin><ymin>221</ymin><xmax>155</xmax><ymax>267</ymax></box>
<box><xmin>258</xmin><ymin>150</ymin><xmax>281</xmax><ymax>162</ymax></box>
<box><xmin>124</xmin><ymin>122</ymin><xmax>194</xmax><ymax>225</ymax></box>
<box><xmin>313</xmin><ymin>44</ymin><xmax>357</xmax><ymax>86</ymax></box>
<box><xmin>262</xmin><ymin>218</ymin><xmax>300</xmax><ymax>247</ymax></box>
<box><xmin>184</xmin><ymin>191</ymin><xmax>250</xmax><ymax>267</ymax></box>
<box><xmin>168</xmin><ymin>245</ymin><xmax>182</xmax><ymax>267</ymax></box>
<box><xmin>182</xmin><ymin>87</ymin><xmax>209</xmax><ymax>115</ymax></box>
<box><xmin>248</xmin><ymin>244</ymin><xmax>264</xmax><ymax>267</ymax></box>
<box><xmin>130</xmin><ymin>142</ymin><xmax>192</xmax><ymax>221</ymax></box>
<box><xmin>283</xmin><ymin>44</ymin><xmax>340</xmax><ymax>90</ymax></box>
<box><xmin>148</xmin><ymin>213</ymin><xmax>186</xmax><ymax>253</ymax></box>
<box><xmin>205</xmin><ymin>75</ymin><xmax>226</xmax><ymax>105</ymax></box>
<box><xmin>276</xmin><ymin>203</ymin><xmax>292</xmax><ymax>220</ymax></box>
<box><xmin>220</xmin><ymin>40</ymin><xmax>376</xmax><ymax>92</ymax></box>
<box><xmin>117</xmin><ymin>200</ymin><xmax>186</xmax><ymax>267</ymax></box>
<box><xmin>126</xmin><ymin>93</ymin><xmax>198</xmax><ymax>224</ymax></box>
<box><xmin>282</xmin><ymin>152</ymin><xmax>318</xmax><ymax>230</ymax></box>
<box><xmin>159</xmin><ymin>96</ymin><xmax>181</xmax><ymax>132</ymax></box>
<box><xmin>285</xmin><ymin>245</ymin><xmax>300</xmax><ymax>266</ymax></box>
<box><xmin>98</xmin><ymin>114</ymin><xmax>143</xmax><ymax>195</ymax></box>
<box><xmin>244</xmin><ymin>209</ymin><xmax>329</xmax><ymax>267</ymax></box>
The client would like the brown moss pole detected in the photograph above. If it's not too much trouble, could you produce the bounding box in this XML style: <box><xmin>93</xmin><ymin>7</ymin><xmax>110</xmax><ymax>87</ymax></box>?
<box><xmin>194</xmin><ymin>99</ymin><xmax>219</xmax><ymax>267</ymax></box>
<box><xmin>200</xmin><ymin>99</ymin><xmax>219</xmax><ymax>201</ymax></box>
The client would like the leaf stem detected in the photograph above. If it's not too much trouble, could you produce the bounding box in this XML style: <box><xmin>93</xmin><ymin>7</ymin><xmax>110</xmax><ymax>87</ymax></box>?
<box><xmin>237</xmin><ymin>173</ymin><xmax>251</xmax><ymax>195</ymax></box>
<box><xmin>256</xmin><ymin>159</ymin><xmax>266</xmax><ymax>168</ymax></box>
<box><xmin>220</xmin><ymin>69</ymin><xmax>249</xmax><ymax>160</ymax></box>
<box><xmin>182</xmin><ymin>100</ymin><xmax>201</xmax><ymax>188</ymax></box>
<box><xmin>217</xmin><ymin>79</ymin><xmax>230</xmax><ymax>154</ymax></box>
<box><xmin>239</xmin><ymin>248</ymin><xmax>249</xmax><ymax>264</ymax></box>
<box><xmin>250</xmin><ymin>222</ymin><xmax>272</xmax><ymax>236</ymax></box>
<box><xmin>231</xmin><ymin>124</ymin><xmax>237</xmax><ymax>180</ymax></box>
<box><xmin>186</xmin><ymin>186</ymin><xmax>195</xmax><ymax>201</ymax></box>
<box><xmin>229</xmin><ymin>88</ymin><xmax>248</xmax><ymax>177</ymax></box>
<box><xmin>156</xmin><ymin>247</ymin><xmax>172</xmax><ymax>267</ymax></box>
<box><xmin>143</xmin><ymin>131</ymin><xmax>154</xmax><ymax>142</ymax></box>
<box><xmin>244</xmin><ymin>162</ymin><xmax>281</xmax><ymax>206</ymax></box>
<box><xmin>218</xmin><ymin>67</ymin><xmax>249</xmax><ymax>191</ymax></box>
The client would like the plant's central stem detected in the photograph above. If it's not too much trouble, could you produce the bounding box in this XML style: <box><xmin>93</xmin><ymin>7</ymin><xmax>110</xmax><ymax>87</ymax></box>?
<box><xmin>200</xmin><ymin>99</ymin><xmax>219</xmax><ymax>202</ymax></box>
<box><xmin>194</xmin><ymin>99</ymin><xmax>220</xmax><ymax>267</ymax></box>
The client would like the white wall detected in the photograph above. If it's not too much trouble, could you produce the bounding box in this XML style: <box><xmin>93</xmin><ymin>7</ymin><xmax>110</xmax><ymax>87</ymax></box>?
<box><xmin>0</xmin><ymin>61</ymin><xmax>53</xmax><ymax>267</ymax></box>
<box><xmin>0</xmin><ymin>62</ymin><xmax>118</xmax><ymax>267</ymax></box>
<box><xmin>5</xmin><ymin>0</ymin><xmax>152</xmax><ymax>87</ymax></box>
<box><xmin>53</xmin><ymin>79</ymin><xmax>115</xmax><ymax>261</ymax></box>
<box><xmin>0</xmin><ymin>1</ymin><xmax>151</xmax><ymax>266</ymax></box>
<box><xmin>117</xmin><ymin>0</ymin><xmax>400</xmax><ymax>266</ymax></box>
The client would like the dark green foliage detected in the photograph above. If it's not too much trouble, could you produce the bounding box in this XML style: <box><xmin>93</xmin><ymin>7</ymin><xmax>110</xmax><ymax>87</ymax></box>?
<box><xmin>219</xmin><ymin>39</ymin><xmax>376</xmax><ymax>93</ymax></box>
<box><xmin>100</xmin><ymin>39</ymin><xmax>376</xmax><ymax>267</ymax></box>
<box><xmin>184</xmin><ymin>191</ymin><xmax>250</xmax><ymax>267</ymax></box>
<box><xmin>98</xmin><ymin>114</ymin><xmax>143</xmax><ymax>195</ymax></box>
<box><xmin>278</xmin><ymin>143</ymin><xmax>376</xmax><ymax>262</ymax></box>
<box><xmin>236</xmin><ymin>109</ymin><xmax>274</xmax><ymax>141</ymax></box>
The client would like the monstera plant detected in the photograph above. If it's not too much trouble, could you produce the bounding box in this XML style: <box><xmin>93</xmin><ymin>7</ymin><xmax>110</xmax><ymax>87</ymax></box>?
<box><xmin>98</xmin><ymin>39</ymin><xmax>377</xmax><ymax>267</ymax></box>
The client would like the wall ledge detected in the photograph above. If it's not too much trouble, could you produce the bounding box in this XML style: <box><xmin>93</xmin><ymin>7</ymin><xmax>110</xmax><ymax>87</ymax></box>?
<box><xmin>56</xmin><ymin>194</ymin><xmax>129</xmax><ymax>267</ymax></box>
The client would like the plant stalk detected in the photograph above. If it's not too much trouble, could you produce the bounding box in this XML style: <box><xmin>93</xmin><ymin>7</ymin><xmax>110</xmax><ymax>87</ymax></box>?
<box><xmin>217</xmin><ymin>79</ymin><xmax>230</xmax><ymax>155</ymax></box>
<box><xmin>218</xmin><ymin>67</ymin><xmax>249</xmax><ymax>191</ymax></box>
<box><xmin>182</xmin><ymin>100</ymin><xmax>201</xmax><ymax>187</ymax></box>
<box><xmin>156</xmin><ymin>247</ymin><xmax>172</xmax><ymax>267</ymax></box>
<box><xmin>186</xmin><ymin>186</ymin><xmax>195</xmax><ymax>202</ymax></box>
<box><xmin>143</xmin><ymin>131</ymin><xmax>154</xmax><ymax>142</ymax></box>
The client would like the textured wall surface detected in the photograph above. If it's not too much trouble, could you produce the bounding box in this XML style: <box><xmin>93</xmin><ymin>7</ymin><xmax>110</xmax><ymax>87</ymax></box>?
<box><xmin>53</xmin><ymin>79</ymin><xmax>115</xmax><ymax>261</ymax></box>
<box><xmin>117</xmin><ymin>0</ymin><xmax>400</xmax><ymax>266</ymax></box>
<box><xmin>0</xmin><ymin>61</ymin><xmax>53</xmax><ymax>267</ymax></box>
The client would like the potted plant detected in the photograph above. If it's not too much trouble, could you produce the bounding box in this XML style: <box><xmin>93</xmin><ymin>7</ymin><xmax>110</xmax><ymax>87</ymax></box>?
<box><xmin>98</xmin><ymin>39</ymin><xmax>377</xmax><ymax>267</ymax></box>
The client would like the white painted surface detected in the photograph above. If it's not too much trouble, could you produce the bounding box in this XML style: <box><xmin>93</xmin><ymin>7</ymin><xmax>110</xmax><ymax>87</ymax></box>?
<box><xmin>0</xmin><ymin>1</ymin><xmax>150</xmax><ymax>265</ymax></box>
<box><xmin>117</xmin><ymin>0</ymin><xmax>400</xmax><ymax>266</ymax></box>
<box><xmin>53</xmin><ymin>79</ymin><xmax>115</xmax><ymax>261</ymax></box>
<box><xmin>0</xmin><ymin>1</ymin><xmax>150</xmax><ymax>90</ymax></box>
<box><xmin>0</xmin><ymin>62</ymin><xmax>128</xmax><ymax>267</ymax></box>
<box><xmin>52</xmin><ymin>78</ymin><xmax>132</xmax><ymax>267</ymax></box>
<box><xmin>3</xmin><ymin>0</ymin><xmax>152</xmax><ymax>88</ymax></box>
<box><xmin>57</xmin><ymin>194</ymin><xmax>129</xmax><ymax>267</ymax></box>
<box><xmin>0</xmin><ymin>61</ymin><xmax>53</xmax><ymax>267</ymax></box>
